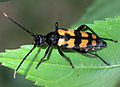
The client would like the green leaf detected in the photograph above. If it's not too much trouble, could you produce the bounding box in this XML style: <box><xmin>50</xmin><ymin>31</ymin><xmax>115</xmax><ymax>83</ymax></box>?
<box><xmin>0</xmin><ymin>16</ymin><xmax>120</xmax><ymax>87</ymax></box>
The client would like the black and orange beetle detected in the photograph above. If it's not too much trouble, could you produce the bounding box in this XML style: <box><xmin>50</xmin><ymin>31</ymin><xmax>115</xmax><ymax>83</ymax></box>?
<box><xmin>3</xmin><ymin>12</ymin><xmax>117</xmax><ymax>78</ymax></box>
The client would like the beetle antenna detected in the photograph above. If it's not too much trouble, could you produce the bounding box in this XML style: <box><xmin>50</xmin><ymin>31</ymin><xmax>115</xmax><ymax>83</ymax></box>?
<box><xmin>3</xmin><ymin>12</ymin><xmax>35</xmax><ymax>37</ymax></box>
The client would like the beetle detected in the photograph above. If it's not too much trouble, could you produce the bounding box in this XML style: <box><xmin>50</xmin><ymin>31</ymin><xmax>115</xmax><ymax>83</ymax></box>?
<box><xmin>3</xmin><ymin>12</ymin><xmax>117</xmax><ymax>78</ymax></box>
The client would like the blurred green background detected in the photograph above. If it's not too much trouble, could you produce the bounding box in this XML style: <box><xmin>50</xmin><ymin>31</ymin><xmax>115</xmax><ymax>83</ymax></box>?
<box><xmin>0</xmin><ymin>0</ymin><xmax>120</xmax><ymax>87</ymax></box>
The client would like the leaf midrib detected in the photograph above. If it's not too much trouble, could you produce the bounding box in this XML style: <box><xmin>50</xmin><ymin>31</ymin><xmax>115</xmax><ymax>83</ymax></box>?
<box><xmin>1</xmin><ymin>57</ymin><xmax>120</xmax><ymax>69</ymax></box>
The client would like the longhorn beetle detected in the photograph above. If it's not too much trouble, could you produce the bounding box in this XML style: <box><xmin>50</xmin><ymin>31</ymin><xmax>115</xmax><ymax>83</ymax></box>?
<box><xmin>3</xmin><ymin>12</ymin><xmax>117</xmax><ymax>78</ymax></box>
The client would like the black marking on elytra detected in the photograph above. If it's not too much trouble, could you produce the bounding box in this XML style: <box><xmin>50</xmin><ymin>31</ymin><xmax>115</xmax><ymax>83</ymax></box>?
<box><xmin>86</xmin><ymin>32</ymin><xmax>93</xmax><ymax>47</ymax></box>
<box><xmin>74</xmin><ymin>30</ymin><xmax>82</xmax><ymax>48</ymax></box>
<box><xmin>65</xmin><ymin>33</ymin><xmax>70</xmax><ymax>41</ymax></box>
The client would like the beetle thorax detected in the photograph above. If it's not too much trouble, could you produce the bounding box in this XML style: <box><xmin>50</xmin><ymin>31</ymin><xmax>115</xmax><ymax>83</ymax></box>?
<box><xmin>46</xmin><ymin>32</ymin><xmax>59</xmax><ymax>45</ymax></box>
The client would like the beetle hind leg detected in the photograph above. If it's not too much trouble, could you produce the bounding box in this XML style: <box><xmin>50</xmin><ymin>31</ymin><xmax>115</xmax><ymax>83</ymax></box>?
<box><xmin>74</xmin><ymin>49</ymin><xmax>110</xmax><ymax>66</ymax></box>
<box><xmin>87</xmin><ymin>51</ymin><xmax>110</xmax><ymax>66</ymax></box>
<box><xmin>100</xmin><ymin>38</ymin><xmax>118</xmax><ymax>43</ymax></box>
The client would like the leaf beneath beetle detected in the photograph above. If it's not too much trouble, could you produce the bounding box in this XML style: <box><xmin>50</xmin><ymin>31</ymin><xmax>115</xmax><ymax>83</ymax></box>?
<box><xmin>0</xmin><ymin>17</ymin><xmax>120</xmax><ymax>87</ymax></box>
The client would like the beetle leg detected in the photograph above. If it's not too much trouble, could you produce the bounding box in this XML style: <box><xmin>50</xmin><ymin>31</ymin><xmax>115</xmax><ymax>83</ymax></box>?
<box><xmin>87</xmin><ymin>51</ymin><xmax>110</xmax><ymax>66</ymax></box>
<box><xmin>55</xmin><ymin>22</ymin><xmax>58</xmax><ymax>31</ymax></box>
<box><xmin>74</xmin><ymin>49</ymin><xmax>110</xmax><ymax>66</ymax></box>
<box><xmin>100</xmin><ymin>38</ymin><xmax>117</xmax><ymax>43</ymax></box>
<box><xmin>77</xmin><ymin>25</ymin><xmax>99</xmax><ymax>37</ymax></box>
<box><xmin>57</xmin><ymin>46</ymin><xmax>75</xmax><ymax>69</ymax></box>
<box><xmin>36</xmin><ymin>45</ymin><xmax>51</xmax><ymax>69</ymax></box>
